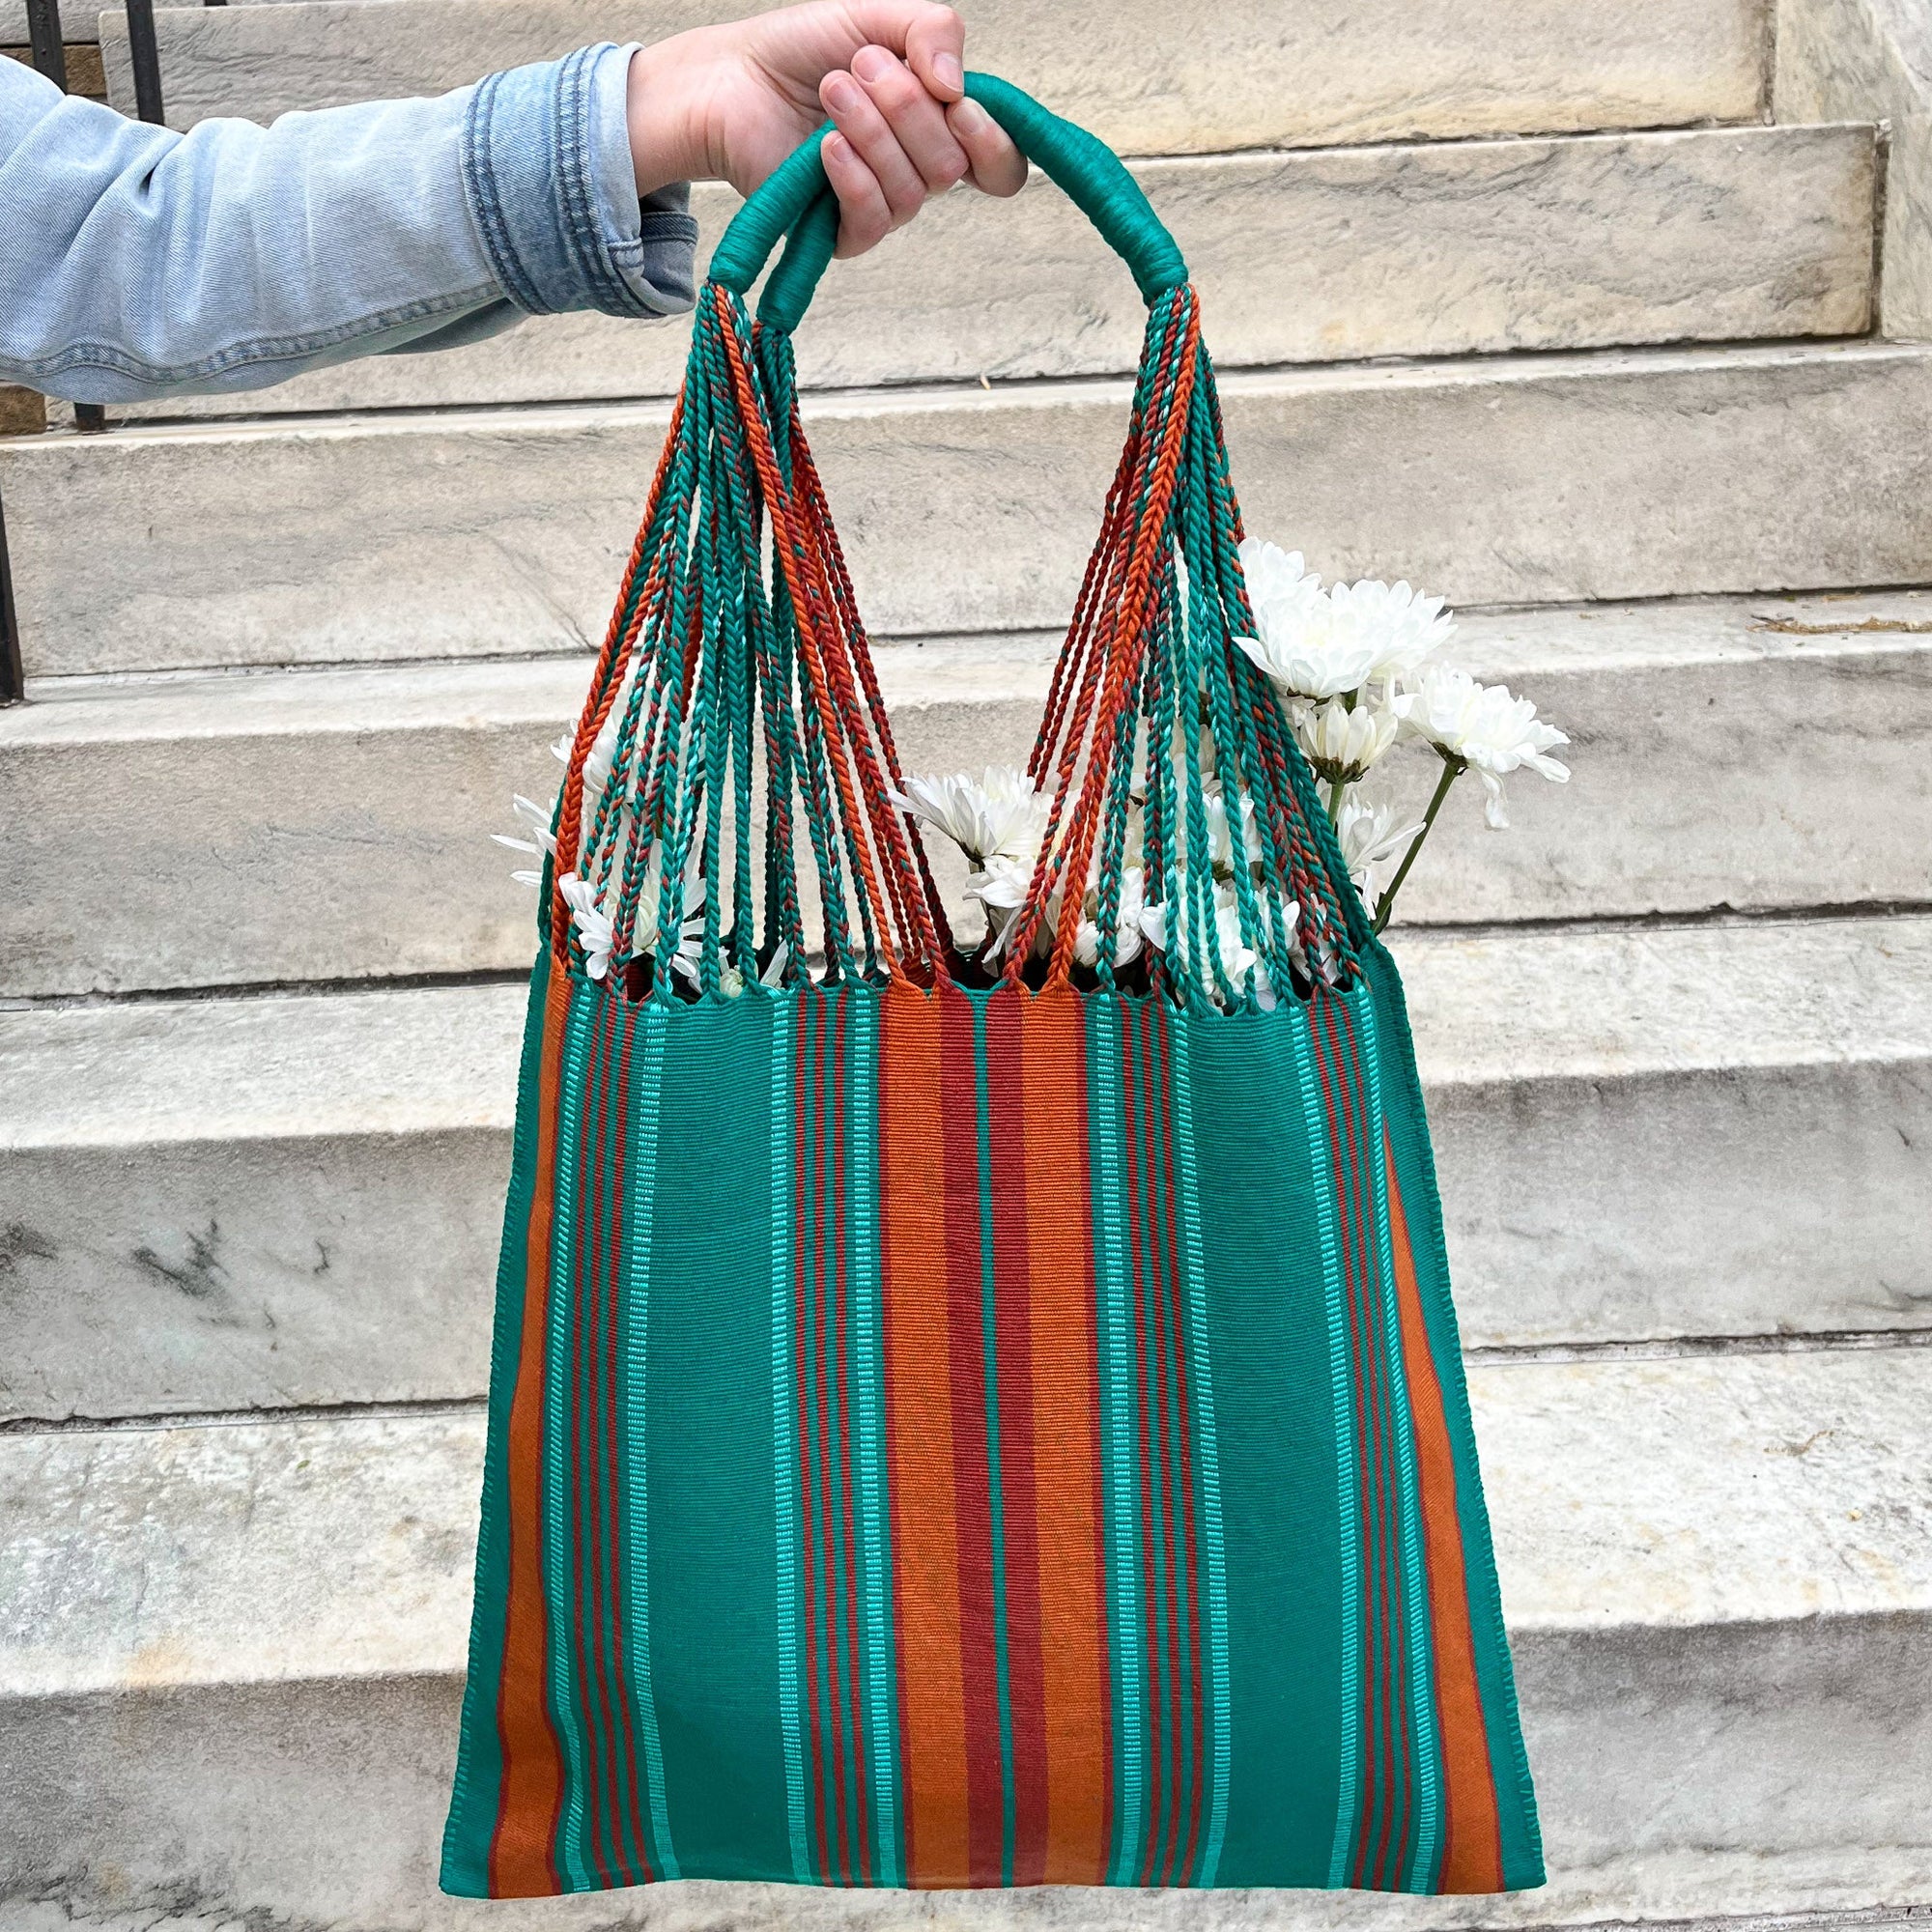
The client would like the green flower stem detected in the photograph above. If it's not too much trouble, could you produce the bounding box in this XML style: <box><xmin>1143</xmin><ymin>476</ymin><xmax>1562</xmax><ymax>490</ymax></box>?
<box><xmin>1325</xmin><ymin>775</ymin><xmax>1348</xmax><ymax>826</ymax></box>
<box><xmin>1372</xmin><ymin>753</ymin><xmax>1465</xmax><ymax>934</ymax></box>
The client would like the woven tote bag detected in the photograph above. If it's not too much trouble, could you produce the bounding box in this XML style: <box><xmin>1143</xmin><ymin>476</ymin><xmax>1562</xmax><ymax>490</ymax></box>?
<box><xmin>441</xmin><ymin>75</ymin><xmax>1543</xmax><ymax>1899</ymax></box>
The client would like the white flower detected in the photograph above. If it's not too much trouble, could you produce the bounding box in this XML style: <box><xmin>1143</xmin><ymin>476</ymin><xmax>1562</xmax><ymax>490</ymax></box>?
<box><xmin>1203</xmin><ymin>781</ymin><xmax>1263</xmax><ymax>877</ymax></box>
<box><xmin>495</xmin><ymin>793</ymin><xmax>560</xmax><ymax>888</ymax></box>
<box><xmin>1396</xmin><ymin>666</ymin><xmax>1570</xmax><ymax>828</ymax></box>
<box><xmin>1293</xmin><ymin>695</ymin><xmax>1400</xmax><ymax>782</ymax></box>
<box><xmin>1140</xmin><ymin>878</ymin><xmax>1296</xmax><ymax>1009</ymax></box>
<box><xmin>966</xmin><ymin>852</ymin><xmax>1039</xmax><ymax>955</ymax></box>
<box><xmin>1336</xmin><ymin>793</ymin><xmax>1423</xmax><ymax>897</ymax></box>
<box><xmin>1325</xmin><ymin>577</ymin><xmax>1454</xmax><ymax>684</ymax></box>
<box><xmin>1236</xmin><ymin>539</ymin><xmax>1453</xmax><ymax>702</ymax></box>
<box><xmin>557</xmin><ymin>873</ymin><xmax>614</xmax><ymax>980</ymax></box>
<box><xmin>893</xmin><ymin>767</ymin><xmax>1048</xmax><ymax>867</ymax></box>
<box><xmin>1073</xmin><ymin>866</ymin><xmax>1148</xmax><ymax>971</ymax></box>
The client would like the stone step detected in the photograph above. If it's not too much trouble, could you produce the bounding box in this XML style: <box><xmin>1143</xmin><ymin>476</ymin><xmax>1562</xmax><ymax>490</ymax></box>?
<box><xmin>10</xmin><ymin>341</ymin><xmax>1932</xmax><ymax>680</ymax></box>
<box><xmin>105</xmin><ymin>124</ymin><xmax>1877</xmax><ymax>421</ymax></box>
<box><xmin>83</xmin><ymin>0</ymin><xmax>1769</xmax><ymax>149</ymax></box>
<box><xmin>4</xmin><ymin>1347</ymin><xmax>1928</xmax><ymax>1926</ymax></box>
<box><xmin>4</xmin><ymin>911</ymin><xmax>1926</xmax><ymax>1425</ymax></box>
<box><xmin>5</xmin><ymin>591</ymin><xmax>1930</xmax><ymax>998</ymax></box>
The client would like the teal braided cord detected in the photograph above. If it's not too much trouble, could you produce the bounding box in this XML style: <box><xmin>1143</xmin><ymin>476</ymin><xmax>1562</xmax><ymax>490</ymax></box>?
<box><xmin>761</xmin><ymin>338</ymin><xmax>890</xmax><ymax>980</ymax></box>
<box><xmin>594</xmin><ymin>307</ymin><xmax>719</xmax><ymax>938</ymax></box>
<box><xmin>1139</xmin><ymin>579</ymin><xmax>1175</xmax><ymax>993</ymax></box>
<box><xmin>1175</xmin><ymin>527</ymin><xmax>1236</xmax><ymax>1015</ymax></box>
<box><xmin>720</xmin><ymin>293</ymin><xmax>861</xmax><ymax>978</ymax></box>
<box><xmin>1178</xmin><ymin>386</ymin><xmax>1280</xmax><ymax>1000</ymax></box>
<box><xmin>790</xmin><ymin>621</ymin><xmax>861</xmax><ymax>979</ymax></box>
<box><xmin>577</xmin><ymin>411</ymin><xmax>696</xmax><ymax>884</ymax></box>
<box><xmin>753</xmin><ymin>324</ymin><xmax>798</xmax><ymax>493</ymax></box>
<box><xmin>1088</xmin><ymin>620</ymin><xmax>1149</xmax><ymax>994</ymax></box>
<box><xmin>697</xmin><ymin>312</ymin><xmax>807</xmax><ymax>971</ymax></box>
<box><xmin>1194</xmin><ymin>341</ymin><xmax>1367</xmax><ymax>971</ymax></box>
<box><xmin>696</xmin><ymin>439</ymin><xmax>733</xmax><ymax>994</ymax></box>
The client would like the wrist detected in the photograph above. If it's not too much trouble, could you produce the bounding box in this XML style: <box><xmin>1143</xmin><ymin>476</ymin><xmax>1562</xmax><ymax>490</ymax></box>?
<box><xmin>625</xmin><ymin>43</ymin><xmax>705</xmax><ymax>198</ymax></box>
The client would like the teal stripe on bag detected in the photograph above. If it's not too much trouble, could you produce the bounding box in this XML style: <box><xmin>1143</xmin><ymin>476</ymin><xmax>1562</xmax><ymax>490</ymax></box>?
<box><xmin>1088</xmin><ymin>997</ymin><xmax>1145</xmax><ymax>1885</ymax></box>
<box><xmin>769</xmin><ymin>997</ymin><xmax>810</xmax><ymax>1881</ymax></box>
<box><xmin>621</xmin><ymin>1007</ymin><xmax>678</xmax><ymax>1879</ymax></box>
<box><xmin>1288</xmin><ymin>1004</ymin><xmax>1364</xmax><ymax>1889</ymax></box>
<box><xmin>1169</xmin><ymin>1014</ymin><xmax>1232</xmax><ymax>1886</ymax></box>
<box><xmin>971</xmin><ymin>1003</ymin><xmax>1020</xmax><ymax>1886</ymax></box>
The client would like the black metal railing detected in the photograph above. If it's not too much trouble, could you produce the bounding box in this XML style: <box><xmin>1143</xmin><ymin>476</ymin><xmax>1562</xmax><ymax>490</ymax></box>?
<box><xmin>2</xmin><ymin>0</ymin><xmax>165</xmax><ymax>701</ymax></box>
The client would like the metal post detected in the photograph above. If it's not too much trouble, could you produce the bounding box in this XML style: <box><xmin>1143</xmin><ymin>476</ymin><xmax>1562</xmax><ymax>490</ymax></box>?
<box><xmin>125</xmin><ymin>0</ymin><xmax>165</xmax><ymax>126</ymax></box>
<box><xmin>6</xmin><ymin>0</ymin><xmax>63</xmax><ymax>693</ymax></box>
<box><xmin>25</xmin><ymin>0</ymin><xmax>68</xmax><ymax>89</ymax></box>
<box><xmin>0</xmin><ymin>490</ymin><xmax>23</xmax><ymax>705</ymax></box>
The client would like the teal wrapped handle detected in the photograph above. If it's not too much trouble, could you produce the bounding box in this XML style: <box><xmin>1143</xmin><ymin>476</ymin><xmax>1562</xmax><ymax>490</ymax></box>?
<box><xmin>707</xmin><ymin>72</ymin><xmax>1188</xmax><ymax>335</ymax></box>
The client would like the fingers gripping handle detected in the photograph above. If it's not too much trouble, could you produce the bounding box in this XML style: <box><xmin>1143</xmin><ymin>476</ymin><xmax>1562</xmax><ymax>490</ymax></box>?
<box><xmin>707</xmin><ymin>72</ymin><xmax>1188</xmax><ymax>333</ymax></box>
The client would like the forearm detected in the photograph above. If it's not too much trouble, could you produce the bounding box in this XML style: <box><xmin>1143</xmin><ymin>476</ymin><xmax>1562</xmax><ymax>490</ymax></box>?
<box><xmin>0</xmin><ymin>44</ymin><xmax>697</xmax><ymax>405</ymax></box>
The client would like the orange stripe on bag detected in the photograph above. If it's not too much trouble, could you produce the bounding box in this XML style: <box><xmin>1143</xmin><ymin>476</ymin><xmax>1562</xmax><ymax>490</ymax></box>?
<box><xmin>1020</xmin><ymin>988</ymin><xmax>1113</xmax><ymax>1884</ymax></box>
<box><xmin>1383</xmin><ymin>1141</ymin><xmax>1503</xmax><ymax>1891</ymax></box>
<box><xmin>879</xmin><ymin>984</ymin><xmax>971</xmax><ymax>1884</ymax></box>
<box><xmin>492</xmin><ymin>967</ymin><xmax>573</xmax><ymax>1894</ymax></box>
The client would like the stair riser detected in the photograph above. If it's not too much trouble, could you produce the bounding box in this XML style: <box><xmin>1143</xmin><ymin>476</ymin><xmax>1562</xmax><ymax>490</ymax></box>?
<box><xmin>8</xmin><ymin>632</ymin><xmax>1930</xmax><ymax>997</ymax></box>
<box><xmin>111</xmin><ymin>127</ymin><xmax>1876</xmax><ymax>421</ymax></box>
<box><xmin>88</xmin><ymin>0</ymin><xmax>1768</xmax><ymax>149</ymax></box>
<box><xmin>2</xmin><ymin>1625</ymin><xmax>1926</xmax><ymax>1929</ymax></box>
<box><xmin>6</xmin><ymin>1045</ymin><xmax>1924</xmax><ymax>1424</ymax></box>
<box><xmin>12</xmin><ymin>346</ymin><xmax>1931</xmax><ymax>679</ymax></box>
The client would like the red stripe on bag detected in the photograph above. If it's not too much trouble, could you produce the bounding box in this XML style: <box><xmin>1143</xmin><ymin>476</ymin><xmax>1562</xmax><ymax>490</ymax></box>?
<box><xmin>939</xmin><ymin>988</ymin><xmax>1005</xmax><ymax>1885</ymax></box>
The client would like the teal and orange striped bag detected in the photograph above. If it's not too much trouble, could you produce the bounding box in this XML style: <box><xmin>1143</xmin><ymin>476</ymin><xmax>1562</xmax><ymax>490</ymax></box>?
<box><xmin>441</xmin><ymin>76</ymin><xmax>1543</xmax><ymax>1899</ymax></box>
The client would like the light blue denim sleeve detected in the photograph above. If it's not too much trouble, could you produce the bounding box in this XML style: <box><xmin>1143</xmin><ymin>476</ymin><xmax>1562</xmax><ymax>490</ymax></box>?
<box><xmin>0</xmin><ymin>42</ymin><xmax>697</xmax><ymax>404</ymax></box>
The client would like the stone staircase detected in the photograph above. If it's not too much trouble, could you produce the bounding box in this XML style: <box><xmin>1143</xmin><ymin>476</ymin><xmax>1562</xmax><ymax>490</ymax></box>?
<box><xmin>4</xmin><ymin>1</ymin><xmax>1932</xmax><ymax>1927</ymax></box>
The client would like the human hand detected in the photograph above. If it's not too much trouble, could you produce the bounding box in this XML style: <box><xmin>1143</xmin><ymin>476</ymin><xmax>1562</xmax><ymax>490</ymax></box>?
<box><xmin>625</xmin><ymin>2</ymin><xmax>1027</xmax><ymax>259</ymax></box>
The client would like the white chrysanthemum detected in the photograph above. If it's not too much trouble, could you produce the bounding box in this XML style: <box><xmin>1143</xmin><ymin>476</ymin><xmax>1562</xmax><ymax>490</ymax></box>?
<box><xmin>1236</xmin><ymin>540</ymin><xmax>1453</xmax><ymax>702</ymax></box>
<box><xmin>1203</xmin><ymin>780</ymin><xmax>1263</xmax><ymax>877</ymax></box>
<box><xmin>1325</xmin><ymin>578</ymin><xmax>1454</xmax><ymax>684</ymax></box>
<box><xmin>1073</xmin><ymin>866</ymin><xmax>1148</xmax><ymax>971</ymax></box>
<box><xmin>1140</xmin><ymin>877</ymin><xmax>1296</xmax><ymax>1009</ymax></box>
<box><xmin>1396</xmin><ymin>667</ymin><xmax>1571</xmax><ymax>828</ymax></box>
<box><xmin>964</xmin><ymin>851</ymin><xmax>1037</xmax><ymax>954</ymax></box>
<box><xmin>1238</xmin><ymin>536</ymin><xmax>1325</xmax><ymax>637</ymax></box>
<box><xmin>1293</xmin><ymin>695</ymin><xmax>1401</xmax><ymax>782</ymax></box>
<box><xmin>893</xmin><ymin>766</ymin><xmax>1048</xmax><ymax>867</ymax></box>
<box><xmin>495</xmin><ymin>793</ymin><xmax>559</xmax><ymax>889</ymax></box>
<box><xmin>557</xmin><ymin>874</ymin><xmax>615</xmax><ymax>980</ymax></box>
<box><xmin>1336</xmin><ymin>793</ymin><xmax>1423</xmax><ymax>897</ymax></box>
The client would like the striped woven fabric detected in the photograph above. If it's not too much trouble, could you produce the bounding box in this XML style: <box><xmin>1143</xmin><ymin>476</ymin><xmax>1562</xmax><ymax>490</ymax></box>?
<box><xmin>440</xmin><ymin>952</ymin><xmax>1543</xmax><ymax>1895</ymax></box>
